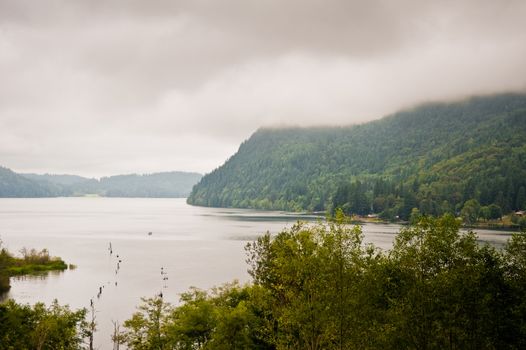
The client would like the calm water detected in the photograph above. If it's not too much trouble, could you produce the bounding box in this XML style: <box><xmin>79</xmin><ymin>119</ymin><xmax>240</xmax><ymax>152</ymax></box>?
<box><xmin>0</xmin><ymin>198</ymin><xmax>514</xmax><ymax>349</ymax></box>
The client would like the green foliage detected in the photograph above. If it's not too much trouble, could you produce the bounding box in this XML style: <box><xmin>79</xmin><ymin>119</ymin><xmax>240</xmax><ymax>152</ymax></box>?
<box><xmin>119</xmin><ymin>284</ymin><xmax>273</xmax><ymax>350</ymax></box>
<box><xmin>188</xmin><ymin>93</ymin><xmax>526</xmax><ymax>219</ymax></box>
<box><xmin>503</xmin><ymin>233</ymin><xmax>526</xmax><ymax>348</ymax></box>
<box><xmin>246</xmin><ymin>210</ymin><xmax>382</xmax><ymax>349</ymax></box>
<box><xmin>386</xmin><ymin>215</ymin><xmax>511</xmax><ymax>348</ymax></box>
<box><xmin>120</xmin><ymin>215</ymin><xmax>526</xmax><ymax>349</ymax></box>
<box><xmin>461</xmin><ymin>199</ymin><xmax>480</xmax><ymax>224</ymax></box>
<box><xmin>0</xmin><ymin>299</ymin><xmax>87</xmax><ymax>350</ymax></box>
<box><xmin>409</xmin><ymin>207</ymin><xmax>421</xmax><ymax>224</ymax></box>
<box><xmin>120</xmin><ymin>296</ymin><xmax>172</xmax><ymax>350</ymax></box>
<box><xmin>0</xmin><ymin>246</ymin><xmax>11</xmax><ymax>293</ymax></box>
<box><xmin>516</xmin><ymin>186</ymin><xmax>526</xmax><ymax>210</ymax></box>
<box><xmin>167</xmin><ymin>288</ymin><xmax>215</xmax><ymax>349</ymax></box>
<box><xmin>6</xmin><ymin>261</ymin><xmax>67</xmax><ymax>276</ymax></box>
<box><xmin>487</xmin><ymin>203</ymin><xmax>503</xmax><ymax>220</ymax></box>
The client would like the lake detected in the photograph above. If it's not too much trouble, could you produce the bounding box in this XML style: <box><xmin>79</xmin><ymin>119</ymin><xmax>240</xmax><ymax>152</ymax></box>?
<box><xmin>0</xmin><ymin>197</ymin><xmax>515</xmax><ymax>349</ymax></box>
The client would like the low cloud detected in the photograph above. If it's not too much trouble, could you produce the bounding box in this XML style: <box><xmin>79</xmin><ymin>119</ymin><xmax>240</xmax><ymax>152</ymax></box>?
<box><xmin>0</xmin><ymin>0</ymin><xmax>525</xmax><ymax>176</ymax></box>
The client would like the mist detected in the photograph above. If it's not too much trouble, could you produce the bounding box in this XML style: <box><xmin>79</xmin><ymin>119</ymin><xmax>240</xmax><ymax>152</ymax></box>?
<box><xmin>1</xmin><ymin>0</ymin><xmax>525</xmax><ymax>176</ymax></box>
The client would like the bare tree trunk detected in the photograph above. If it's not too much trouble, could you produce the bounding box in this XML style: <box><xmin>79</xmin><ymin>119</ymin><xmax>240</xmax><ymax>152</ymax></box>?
<box><xmin>112</xmin><ymin>320</ymin><xmax>120</xmax><ymax>350</ymax></box>
<box><xmin>89</xmin><ymin>304</ymin><xmax>97</xmax><ymax>350</ymax></box>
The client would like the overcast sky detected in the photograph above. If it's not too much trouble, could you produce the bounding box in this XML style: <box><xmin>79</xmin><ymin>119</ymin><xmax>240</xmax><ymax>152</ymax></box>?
<box><xmin>1</xmin><ymin>0</ymin><xmax>525</xmax><ymax>177</ymax></box>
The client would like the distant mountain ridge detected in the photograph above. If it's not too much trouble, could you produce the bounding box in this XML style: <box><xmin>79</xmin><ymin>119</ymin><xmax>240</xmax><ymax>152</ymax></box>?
<box><xmin>188</xmin><ymin>93</ymin><xmax>526</xmax><ymax>219</ymax></box>
<box><xmin>0</xmin><ymin>169</ymin><xmax>202</xmax><ymax>198</ymax></box>
<box><xmin>0</xmin><ymin>167</ymin><xmax>61</xmax><ymax>197</ymax></box>
<box><xmin>22</xmin><ymin>173</ymin><xmax>89</xmax><ymax>186</ymax></box>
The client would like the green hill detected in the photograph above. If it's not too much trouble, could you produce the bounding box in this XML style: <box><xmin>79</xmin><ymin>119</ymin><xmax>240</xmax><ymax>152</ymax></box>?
<box><xmin>99</xmin><ymin>172</ymin><xmax>203</xmax><ymax>198</ymax></box>
<box><xmin>21</xmin><ymin>173</ymin><xmax>91</xmax><ymax>187</ymax></box>
<box><xmin>0</xmin><ymin>167</ymin><xmax>62</xmax><ymax>197</ymax></box>
<box><xmin>187</xmin><ymin>93</ymin><xmax>526</xmax><ymax>219</ymax></box>
<box><xmin>1</xmin><ymin>170</ymin><xmax>202</xmax><ymax>198</ymax></box>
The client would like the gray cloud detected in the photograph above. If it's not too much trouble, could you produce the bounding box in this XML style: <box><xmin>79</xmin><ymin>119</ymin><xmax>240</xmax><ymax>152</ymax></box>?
<box><xmin>0</xmin><ymin>0</ymin><xmax>525</xmax><ymax>177</ymax></box>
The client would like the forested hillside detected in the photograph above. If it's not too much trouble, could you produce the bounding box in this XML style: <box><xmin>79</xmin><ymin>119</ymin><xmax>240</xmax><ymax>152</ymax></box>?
<box><xmin>188</xmin><ymin>93</ymin><xmax>526</xmax><ymax>220</ymax></box>
<box><xmin>0</xmin><ymin>167</ymin><xmax>64</xmax><ymax>197</ymax></box>
<box><xmin>0</xmin><ymin>169</ymin><xmax>202</xmax><ymax>198</ymax></box>
<box><xmin>22</xmin><ymin>173</ymin><xmax>91</xmax><ymax>186</ymax></box>
<box><xmin>98</xmin><ymin>172</ymin><xmax>202</xmax><ymax>197</ymax></box>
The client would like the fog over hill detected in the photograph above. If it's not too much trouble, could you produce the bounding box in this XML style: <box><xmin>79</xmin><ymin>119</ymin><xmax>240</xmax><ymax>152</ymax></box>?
<box><xmin>188</xmin><ymin>93</ymin><xmax>526</xmax><ymax>219</ymax></box>
<box><xmin>1</xmin><ymin>0</ymin><xmax>525</xmax><ymax>176</ymax></box>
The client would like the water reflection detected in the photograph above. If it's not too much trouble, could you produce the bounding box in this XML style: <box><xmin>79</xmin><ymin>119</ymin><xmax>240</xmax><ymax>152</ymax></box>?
<box><xmin>0</xmin><ymin>269</ymin><xmax>66</xmax><ymax>302</ymax></box>
<box><xmin>12</xmin><ymin>269</ymin><xmax>65</xmax><ymax>280</ymax></box>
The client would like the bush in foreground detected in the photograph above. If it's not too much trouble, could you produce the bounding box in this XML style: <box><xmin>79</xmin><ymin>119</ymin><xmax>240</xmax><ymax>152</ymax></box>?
<box><xmin>0</xmin><ymin>300</ymin><xmax>87</xmax><ymax>350</ymax></box>
<box><xmin>118</xmin><ymin>214</ymin><xmax>526</xmax><ymax>350</ymax></box>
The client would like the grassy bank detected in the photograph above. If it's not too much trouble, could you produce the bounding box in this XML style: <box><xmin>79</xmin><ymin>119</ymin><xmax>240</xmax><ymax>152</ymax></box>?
<box><xmin>0</xmin><ymin>246</ymin><xmax>68</xmax><ymax>293</ymax></box>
